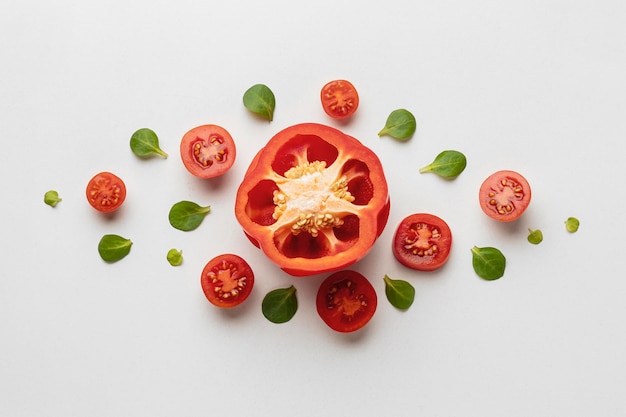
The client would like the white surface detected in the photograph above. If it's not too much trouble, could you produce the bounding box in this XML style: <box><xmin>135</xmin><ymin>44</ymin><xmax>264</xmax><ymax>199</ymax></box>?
<box><xmin>2</xmin><ymin>1</ymin><xmax>626</xmax><ymax>416</ymax></box>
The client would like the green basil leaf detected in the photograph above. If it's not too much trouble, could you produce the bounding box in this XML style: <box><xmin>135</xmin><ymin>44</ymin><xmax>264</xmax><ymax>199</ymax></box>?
<box><xmin>419</xmin><ymin>150</ymin><xmax>467</xmax><ymax>179</ymax></box>
<box><xmin>383</xmin><ymin>275</ymin><xmax>415</xmax><ymax>310</ymax></box>
<box><xmin>262</xmin><ymin>285</ymin><xmax>298</xmax><ymax>324</ymax></box>
<box><xmin>166</xmin><ymin>248</ymin><xmax>183</xmax><ymax>266</ymax></box>
<box><xmin>527</xmin><ymin>228</ymin><xmax>543</xmax><ymax>244</ymax></box>
<box><xmin>471</xmin><ymin>246</ymin><xmax>506</xmax><ymax>280</ymax></box>
<box><xmin>98</xmin><ymin>234</ymin><xmax>132</xmax><ymax>262</ymax></box>
<box><xmin>243</xmin><ymin>84</ymin><xmax>275</xmax><ymax>121</ymax></box>
<box><xmin>565</xmin><ymin>217</ymin><xmax>580</xmax><ymax>233</ymax></box>
<box><xmin>44</xmin><ymin>190</ymin><xmax>62</xmax><ymax>207</ymax></box>
<box><xmin>378</xmin><ymin>109</ymin><xmax>416</xmax><ymax>141</ymax></box>
<box><xmin>130</xmin><ymin>128</ymin><xmax>168</xmax><ymax>158</ymax></box>
<box><xmin>168</xmin><ymin>201</ymin><xmax>211</xmax><ymax>231</ymax></box>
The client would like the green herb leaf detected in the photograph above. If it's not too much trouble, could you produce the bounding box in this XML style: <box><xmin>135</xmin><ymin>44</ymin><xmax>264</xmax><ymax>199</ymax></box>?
<box><xmin>130</xmin><ymin>128</ymin><xmax>168</xmax><ymax>158</ymax></box>
<box><xmin>98</xmin><ymin>234</ymin><xmax>132</xmax><ymax>262</ymax></box>
<box><xmin>166</xmin><ymin>248</ymin><xmax>183</xmax><ymax>266</ymax></box>
<box><xmin>262</xmin><ymin>285</ymin><xmax>298</xmax><ymax>324</ymax></box>
<box><xmin>471</xmin><ymin>246</ymin><xmax>506</xmax><ymax>280</ymax></box>
<box><xmin>419</xmin><ymin>150</ymin><xmax>467</xmax><ymax>179</ymax></box>
<box><xmin>378</xmin><ymin>109</ymin><xmax>416</xmax><ymax>141</ymax></box>
<box><xmin>168</xmin><ymin>201</ymin><xmax>211</xmax><ymax>231</ymax></box>
<box><xmin>527</xmin><ymin>228</ymin><xmax>543</xmax><ymax>244</ymax></box>
<box><xmin>44</xmin><ymin>190</ymin><xmax>62</xmax><ymax>207</ymax></box>
<box><xmin>243</xmin><ymin>84</ymin><xmax>275</xmax><ymax>121</ymax></box>
<box><xmin>383</xmin><ymin>275</ymin><xmax>415</xmax><ymax>310</ymax></box>
<box><xmin>565</xmin><ymin>217</ymin><xmax>580</xmax><ymax>233</ymax></box>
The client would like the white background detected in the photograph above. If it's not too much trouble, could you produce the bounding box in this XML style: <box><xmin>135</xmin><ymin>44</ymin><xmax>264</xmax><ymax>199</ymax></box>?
<box><xmin>2</xmin><ymin>1</ymin><xmax>625</xmax><ymax>416</ymax></box>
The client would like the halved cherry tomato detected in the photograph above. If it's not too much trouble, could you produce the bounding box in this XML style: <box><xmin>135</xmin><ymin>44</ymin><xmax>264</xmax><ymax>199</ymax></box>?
<box><xmin>316</xmin><ymin>270</ymin><xmax>377</xmax><ymax>333</ymax></box>
<box><xmin>392</xmin><ymin>213</ymin><xmax>452</xmax><ymax>271</ymax></box>
<box><xmin>200</xmin><ymin>254</ymin><xmax>254</xmax><ymax>308</ymax></box>
<box><xmin>86</xmin><ymin>172</ymin><xmax>126</xmax><ymax>213</ymax></box>
<box><xmin>479</xmin><ymin>170</ymin><xmax>531</xmax><ymax>222</ymax></box>
<box><xmin>180</xmin><ymin>124</ymin><xmax>236</xmax><ymax>178</ymax></box>
<box><xmin>235</xmin><ymin>123</ymin><xmax>390</xmax><ymax>276</ymax></box>
<box><xmin>320</xmin><ymin>80</ymin><xmax>359</xmax><ymax>119</ymax></box>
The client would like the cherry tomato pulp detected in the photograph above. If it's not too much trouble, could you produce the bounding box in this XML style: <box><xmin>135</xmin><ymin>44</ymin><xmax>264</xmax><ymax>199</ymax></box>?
<box><xmin>320</xmin><ymin>80</ymin><xmax>359</xmax><ymax>119</ymax></box>
<box><xmin>392</xmin><ymin>213</ymin><xmax>452</xmax><ymax>271</ymax></box>
<box><xmin>316</xmin><ymin>270</ymin><xmax>377</xmax><ymax>333</ymax></box>
<box><xmin>180</xmin><ymin>124</ymin><xmax>236</xmax><ymax>179</ymax></box>
<box><xmin>479</xmin><ymin>170</ymin><xmax>531</xmax><ymax>222</ymax></box>
<box><xmin>201</xmin><ymin>254</ymin><xmax>254</xmax><ymax>308</ymax></box>
<box><xmin>86</xmin><ymin>172</ymin><xmax>126</xmax><ymax>213</ymax></box>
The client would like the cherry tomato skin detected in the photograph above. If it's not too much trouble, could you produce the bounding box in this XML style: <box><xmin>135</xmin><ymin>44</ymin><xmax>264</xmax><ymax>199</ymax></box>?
<box><xmin>200</xmin><ymin>254</ymin><xmax>254</xmax><ymax>308</ymax></box>
<box><xmin>180</xmin><ymin>124</ymin><xmax>236</xmax><ymax>179</ymax></box>
<box><xmin>392</xmin><ymin>213</ymin><xmax>452</xmax><ymax>271</ymax></box>
<box><xmin>86</xmin><ymin>172</ymin><xmax>126</xmax><ymax>213</ymax></box>
<box><xmin>320</xmin><ymin>80</ymin><xmax>359</xmax><ymax>119</ymax></box>
<box><xmin>479</xmin><ymin>170</ymin><xmax>531</xmax><ymax>222</ymax></box>
<box><xmin>316</xmin><ymin>270</ymin><xmax>377</xmax><ymax>333</ymax></box>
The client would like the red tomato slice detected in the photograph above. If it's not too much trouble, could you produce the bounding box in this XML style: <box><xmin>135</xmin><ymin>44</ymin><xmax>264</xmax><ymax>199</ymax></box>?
<box><xmin>200</xmin><ymin>254</ymin><xmax>254</xmax><ymax>308</ymax></box>
<box><xmin>180</xmin><ymin>124</ymin><xmax>236</xmax><ymax>178</ymax></box>
<box><xmin>86</xmin><ymin>171</ymin><xmax>126</xmax><ymax>213</ymax></box>
<box><xmin>392</xmin><ymin>213</ymin><xmax>452</xmax><ymax>271</ymax></box>
<box><xmin>479</xmin><ymin>170</ymin><xmax>531</xmax><ymax>222</ymax></box>
<box><xmin>320</xmin><ymin>80</ymin><xmax>359</xmax><ymax>119</ymax></box>
<box><xmin>316</xmin><ymin>270</ymin><xmax>377</xmax><ymax>333</ymax></box>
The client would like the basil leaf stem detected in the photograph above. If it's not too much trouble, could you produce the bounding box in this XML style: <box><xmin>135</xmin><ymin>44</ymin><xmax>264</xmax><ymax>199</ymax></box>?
<box><xmin>471</xmin><ymin>246</ymin><xmax>506</xmax><ymax>280</ymax></box>
<box><xmin>168</xmin><ymin>201</ymin><xmax>211</xmax><ymax>231</ymax></box>
<box><xmin>419</xmin><ymin>150</ymin><xmax>467</xmax><ymax>179</ymax></box>
<box><xmin>44</xmin><ymin>190</ymin><xmax>62</xmax><ymax>207</ymax></box>
<box><xmin>243</xmin><ymin>84</ymin><xmax>276</xmax><ymax>121</ymax></box>
<box><xmin>98</xmin><ymin>234</ymin><xmax>132</xmax><ymax>262</ymax></box>
<box><xmin>378</xmin><ymin>109</ymin><xmax>416</xmax><ymax>141</ymax></box>
<box><xmin>383</xmin><ymin>275</ymin><xmax>415</xmax><ymax>310</ymax></box>
<box><xmin>130</xmin><ymin>128</ymin><xmax>168</xmax><ymax>158</ymax></box>
<box><xmin>262</xmin><ymin>285</ymin><xmax>298</xmax><ymax>323</ymax></box>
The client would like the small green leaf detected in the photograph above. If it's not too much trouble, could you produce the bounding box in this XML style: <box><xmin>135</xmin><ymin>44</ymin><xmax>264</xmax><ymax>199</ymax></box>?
<box><xmin>130</xmin><ymin>128</ymin><xmax>168</xmax><ymax>158</ymax></box>
<box><xmin>419</xmin><ymin>150</ymin><xmax>467</xmax><ymax>179</ymax></box>
<box><xmin>565</xmin><ymin>217</ymin><xmax>580</xmax><ymax>233</ymax></box>
<box><xmin>527</xmin><ymin>228</ymin><xmax>543</xmax><ymax>244</ymax></box>
<box><xmin>44</xmin><ymin>190</ymin><xmax>62</xmax><ymax>207</ymax></box>
<box><xmin>262</xmin><ymin>285</ymin><xmax>298</xmax><ymax>324</ymax></box>
<box><xmin>98</xmin><ymin>234</ymin><xmax>132</xmax><ymax>262</ymax></box>
<box><xmin>383</xmin><ymin>275</ymin><xmax>415</xmax><ymax>310</ymax></box>
<box><xmin>168</xmin><ymin>201</ymin><xmax>211</xmax><ymax>231</ymax></box>
<box><xmin>166</xmin><ymin>248</ymin><xmax>183</xmax><ymax>266</ymax></box>
<box><xmin>471</xmin><ymin>246</ymin><xmax>506</xmax><ymax>280</ymax></box>
<box><xmin>243</xmin><ymin>84</ymin><xmax>275</xmax><ymax>121</ymax></box>
<box><xmin>378</xmin><ymin>109</ymin><xmax>416</xmax><ymax>141</ymax></box>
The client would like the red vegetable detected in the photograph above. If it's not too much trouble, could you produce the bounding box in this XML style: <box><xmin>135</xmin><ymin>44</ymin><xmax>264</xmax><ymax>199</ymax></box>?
<box><xmin>316</xmin><ymin>270</ymin><xmax>377</xmax><ymax>333</ymax></box>
<box><xmin>200</xmin><ymin>254</ymin><xmax>254</xmax><ymax>308</ymax></box>
<box><xmin>392</xmin><ymin>213</ymin><xmax>452</xmax><ymax>271</ymax></box>
<box><xmin>479</xmin><ymin>170</ymin><xmax>531</xmax><ymax>222</ymax></box>
<box><xmin>86</xmin><ymin>172</ymin><xmax>126</xmax><ymax>213</ymax></box>
<box><xmin>320</xmin><ymin>80</ymin><xmax>359</xmax><ymax>119</ymax></box>
<box><xmin>235</xmin><ymin>123</ymin><xmax>390</xmax><ymax>276</ymax></box>
<box><xmin>180</xmin><ymin>124</ymin><xmax>236</xmax><ymax>179</ymax></box>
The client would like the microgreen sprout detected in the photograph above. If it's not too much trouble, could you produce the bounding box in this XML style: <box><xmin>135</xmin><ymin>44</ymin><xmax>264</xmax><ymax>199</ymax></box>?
<box><xmin>44</xmin><ymin>190</ymin><xmax>62</xmax><ymax>207</ymax></box>
<box><xmin>565</xmin><ymin>217</ymin><xmax>580</xmax><ymax>233</ymax></box>
<box><xmin>167</xmin><ymin>248</ymin><xmax>183</xmax><ymax>266</ymax></box>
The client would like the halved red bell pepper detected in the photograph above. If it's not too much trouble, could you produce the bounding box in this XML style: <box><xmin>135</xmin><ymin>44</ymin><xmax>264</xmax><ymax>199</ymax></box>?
<box><xmin>235</xmin><ymin>123</ymin><xmax>390</xmax><ymax>276</ymax></box>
